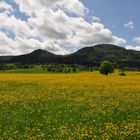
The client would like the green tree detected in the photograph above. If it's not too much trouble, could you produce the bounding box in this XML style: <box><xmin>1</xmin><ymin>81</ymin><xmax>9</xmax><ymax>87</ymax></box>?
<box><xmin>99</xmin><ymin>61</ymin><xmax>114</xmax><ymax>76</ymax></box>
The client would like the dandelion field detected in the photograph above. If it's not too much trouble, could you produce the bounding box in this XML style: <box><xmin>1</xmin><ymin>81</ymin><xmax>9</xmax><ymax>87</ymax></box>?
<box><xmin>0</xmin><ymin>72</ymin><xmax>140</xmax><ymax>139</ymax></box>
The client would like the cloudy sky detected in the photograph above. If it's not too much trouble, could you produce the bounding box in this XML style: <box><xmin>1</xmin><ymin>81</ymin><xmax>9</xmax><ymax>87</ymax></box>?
<box><xmin>0</xmin><ymin>0</ymin><xmax>140</xmax><ymax>55</ymax></box>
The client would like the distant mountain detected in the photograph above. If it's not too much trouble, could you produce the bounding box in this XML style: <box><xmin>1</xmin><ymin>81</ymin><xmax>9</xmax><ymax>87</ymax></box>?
<box><xmin>59</xmin><ymin>44</ymin><xmax>140</xmax><ymax>67</ymax></box>
<box><xmin>9</xmin><ymin>49</ymin><xmax>57</xmax><ymax>64</ymax></box>
<box><xmin>0</xmin><ymin>44</ymin><xmax>140</xmax><ymax>68</ymax></box>
<box><xmin>0</xmin><ymin>56</ymin><xmax>14</xmax><ymax>62</ymax></box>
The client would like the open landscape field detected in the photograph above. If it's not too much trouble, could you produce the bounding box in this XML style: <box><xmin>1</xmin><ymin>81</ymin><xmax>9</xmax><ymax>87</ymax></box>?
<box><xmin>1</xmin><ymin>0</ymin><xmax>140</xmax><ymax>139</ymax></box>
<box><xmin>0</xmin><ymin>71</ymin><xmax>140</xmax><ymax>139</ymax></box>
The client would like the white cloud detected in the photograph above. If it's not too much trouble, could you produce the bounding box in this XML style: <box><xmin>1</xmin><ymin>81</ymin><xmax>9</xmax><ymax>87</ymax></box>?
<box><xmin>124</xmin><ymin>37</ymin><xmax>140</xmax><ymax>52</ymax></box>
<box><xmin>92</xmin><ymin>16</ymin><xmax>100</xmax><ymax>22</ymax></box>
<box><xmin>133</xmin><ymin>37</ymin><xmax>140</xmax><ymax>43</ymax></box>
<box><xmin>0</xmin><ymin>31</ymin><xmax>69</xmax><ymax>55</ymax></box>
<box><xmin>57</xmin><ymin>0</ymin><xmax>88</xmax><ymax>16</ymax></box>
<box><xmin>0</xmin><ymin>0</ymin><xmax>127</xmax><ymax>55</ymax></box>
<box><xmin>0</xmin><ymin>12</ymin><xmax>36</xmax><ymax>38</ymax></box>
<box><xmin>29</xmin><ymin>9</ymin><xmax>126</xmax><ymax>46</ymax></box>
<box><xmin>15</xmin><ymin>37</ymin><xmax>69</xmax><ymax>55</ymax></box>
<box><xmin>125</xmin><ymin>45</ymin><xmax>140</xmax><ymax>51</ymax></box>
<box><xmin>0</xmin><ymin>1</ymin><xmax>13</xmax><ymax>12</ymax></box>
<box><xmin>124</xmin><ymin>21</ymin><xmax>134</xmax><ymax>29</ymax></box>
<box><xmin>42</xmin><ymin>41</ymin><xmax>69</xmax><ymax>55</ymax></box>
<box><xmin>14</xmin><ymin>0</ymin><xmax>87</xmax><ymax>17</ymax></box>
<box><xmin>0</xmin><ymin>31</ymin><xmax>18</xmax><ymax>55</ymax></box>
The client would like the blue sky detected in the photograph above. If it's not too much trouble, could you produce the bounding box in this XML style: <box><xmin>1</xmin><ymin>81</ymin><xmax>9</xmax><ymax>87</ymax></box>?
<box><xmin>0</xmin><ymin>0</ymin><xmax>140</xmax><ymax>55</ymax></box>
<box><xmin>82</xmin><ymin>0</ymin><xmax>140</xmax><ymax>46</ymax></box>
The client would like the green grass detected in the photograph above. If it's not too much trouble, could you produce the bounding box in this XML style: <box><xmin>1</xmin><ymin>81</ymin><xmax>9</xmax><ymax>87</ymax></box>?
<box><xmin>1</xmin><ymin>68</ymin><xmax>80</xmax><ymax>74</ymax></box>
<box><xmin>1</xmin><ymin>68</ymin><xmax>49</xmax><ymax>74</ymax></box>
<box><xmin>0</xmin><ymin>72</ymin><xmax>140</xmax><ymax>139</ymax></box>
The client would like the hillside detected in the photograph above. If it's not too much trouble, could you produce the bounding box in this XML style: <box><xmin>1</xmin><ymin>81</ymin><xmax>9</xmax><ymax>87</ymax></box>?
<box><xmin>60</xmin><ymin>44</ymin><xmax>140</xmax><ymax>67</ymax></box>
<box><xmin>10</xmin><ymin>49</ymin><xmax>57</xmax><ymax>64</ymax></box>
<box><xmin>0</xmin><ymin>44</ymin><xmax>140</xmax><ymax>68</ymax></box>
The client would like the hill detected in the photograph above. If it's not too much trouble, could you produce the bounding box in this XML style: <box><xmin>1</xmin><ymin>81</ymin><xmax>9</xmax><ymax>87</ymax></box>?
<box><xmin>60</xmin><ymin>44</ymin><xmax>140</xmax><ymax>67</ymax></box>
<box><xmin>0</xmin><ymin>44</ymin><xmax>140</xmax><ymax>68</ymax></box>
<box><xmin>10</xmin><ymin>49</ymin><xmax>57</xmax><ymax>64</ymax></box>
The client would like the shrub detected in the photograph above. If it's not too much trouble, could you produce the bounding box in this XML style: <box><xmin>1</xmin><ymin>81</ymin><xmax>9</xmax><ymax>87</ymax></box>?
<box><xmin>99</xmin><ymin>61</ymin><xmax>114</xmax><ymax>76</ymax></box>
<box><xmin>119</xmin><ymin>72</ymin><xmax>126</xmax><ymax>76</ymax></box>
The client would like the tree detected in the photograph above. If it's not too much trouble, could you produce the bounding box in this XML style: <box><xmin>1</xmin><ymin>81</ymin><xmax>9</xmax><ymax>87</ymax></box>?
<box><xmin>99</xmin><ymin>61</ymin><xmax>114</xmax><ymax>76</ymax></box>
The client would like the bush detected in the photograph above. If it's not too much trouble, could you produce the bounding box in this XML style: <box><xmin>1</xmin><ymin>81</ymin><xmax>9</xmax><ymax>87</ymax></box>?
<box><xmin>0</xmin><ymin>64</ymin><xmax>18</xmax><ymax>70</ymax></box>
<box><xmin>119</xmin><ymin>72</ymin><xmax>126</xmax><ymax>76</ymax></box>
<box><xmin>99</xmin><ymin>61</ymin><xmax>114</xmax><ymax>76</ymax></box>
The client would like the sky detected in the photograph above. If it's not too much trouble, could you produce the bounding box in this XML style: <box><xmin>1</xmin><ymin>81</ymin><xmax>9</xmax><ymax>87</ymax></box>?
<box><xmin>0</xmin><ymin>0</ymin><xmax>140</xmax><ymax>55</ymax></box>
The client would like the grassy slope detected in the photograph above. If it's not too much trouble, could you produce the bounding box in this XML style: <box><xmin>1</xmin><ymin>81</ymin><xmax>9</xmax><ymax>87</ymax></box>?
<box><xmin>0</xmin><ymin>72</ymin><xmax>140</xmax><ymax>139</ymax></box>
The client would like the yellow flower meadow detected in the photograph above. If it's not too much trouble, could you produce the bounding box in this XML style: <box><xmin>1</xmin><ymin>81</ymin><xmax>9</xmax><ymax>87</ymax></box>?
<box><xmin>0</xmin><ymin>71</ymin><xmax>140</xmax><ymax>139</ymax></box>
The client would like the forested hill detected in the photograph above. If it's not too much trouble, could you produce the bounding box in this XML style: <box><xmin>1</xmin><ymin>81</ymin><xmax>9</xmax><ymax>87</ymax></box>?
<box><xmin>0</xmin><ymin>44</ymin><xmax>140</xmax><ymax>68</ymax></box>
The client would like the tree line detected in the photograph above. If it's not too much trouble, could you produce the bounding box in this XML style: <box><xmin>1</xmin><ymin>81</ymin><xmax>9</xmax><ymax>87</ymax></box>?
<box><xmin>0</xmin><ymin>62</ymin><xmax>139</xmax><ymax>74</ymax></box>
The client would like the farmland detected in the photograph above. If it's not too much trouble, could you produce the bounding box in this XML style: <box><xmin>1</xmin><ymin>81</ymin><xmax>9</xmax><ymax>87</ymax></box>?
<box><xmin>0</xmin><ymin>72</ymin><xmax>140</xmax><ymax>139</ymax></box>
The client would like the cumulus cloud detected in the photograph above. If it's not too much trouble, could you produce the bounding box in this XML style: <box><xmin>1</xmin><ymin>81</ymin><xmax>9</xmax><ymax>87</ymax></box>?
<box><xmin>124</xmin><ymin>21</ymin><xmax>134</xmax><ymax>29</ymax></box>
<box><xmin>0</xmin><ymin>0</ymin><xmax>127</xmax><ymax>55</ymax></box>
<box><xmin>0</xmin><ymin>1</ymin><xmax>13</xmax><ymax>13</ymax></box>
<box><xmin>92</xmin><ymin>16</ymin><xmax>100</xmax><ymax>22</ymax></box>
<box><xmin>0</xmin><ymin>31</ymin><xmax>18</xmax><ymax>55</ymax></box>
<box><xmin>0</xmin><ymin>12</ymin><xmax>35</xmax><ymax>38</ymax></box>
<box><xmin>42</xmin><ymin>41</ymin><xmax>69</xmax><ymax>55</ymax></box>
<box><xmin>0</xmin><ymin>31</ymin><xmax>69</xmax><ymax>55</ymax></box>
<box><xmin>124</xmin><ymin>37</ymin><xmax>140</xmax><ymax>51</ymax></box>
<box><xmin>14</xmin><ymin>0</ymin><xmax>87</xmax><ymax>17</ymax></box>
<box><xmin>125</xmin><ymin>45</ymin><xmax>140</xmax><ymax>51</ymax></box>
<box><xmin>133</xmin><ymin>37</ymin><xmax>140</xmax><ymax>44</ymax></box>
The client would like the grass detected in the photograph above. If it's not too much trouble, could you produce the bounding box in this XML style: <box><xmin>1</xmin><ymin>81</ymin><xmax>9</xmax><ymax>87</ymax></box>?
<box><xmin>0</xmin><ymin>71</ymin><xmax>140</xmax><ymax>139</ymax></box>
<box><xmin>0</xmin><ymin>68</ymin><xmax>80</xmax><ymax>74</ymax></box>
<box><xmin>0</xmin><ymin>68</ymin><xmax>49</xmax><ymax>74</ymax></box>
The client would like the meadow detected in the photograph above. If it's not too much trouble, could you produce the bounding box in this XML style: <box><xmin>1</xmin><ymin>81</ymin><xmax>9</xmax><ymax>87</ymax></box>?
<box><xmin>0</xmin><ymin>71</ymin><xmax>140</xmax><ymax>139</ymax></box>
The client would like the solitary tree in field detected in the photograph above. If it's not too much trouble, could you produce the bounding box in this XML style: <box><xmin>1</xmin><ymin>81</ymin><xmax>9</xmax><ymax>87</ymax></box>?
<box><xmin>99</xmin><ymin>61</ymin><xmax>114</xmax><ymax>76</ymax></box>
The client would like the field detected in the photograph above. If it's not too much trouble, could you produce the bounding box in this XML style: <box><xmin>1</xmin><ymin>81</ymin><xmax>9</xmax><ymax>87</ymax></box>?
<box><xmin>0</xmin><ymin>72</ymin><xmax>140</xmax><ymax>139</ymax></box>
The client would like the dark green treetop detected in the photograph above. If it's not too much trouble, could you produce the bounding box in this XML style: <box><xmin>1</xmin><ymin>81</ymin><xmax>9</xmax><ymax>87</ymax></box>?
<box><xmin>99</xmin><ymin>61</ymin><xmax>114</xmax><ymax>75</ymax></box>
